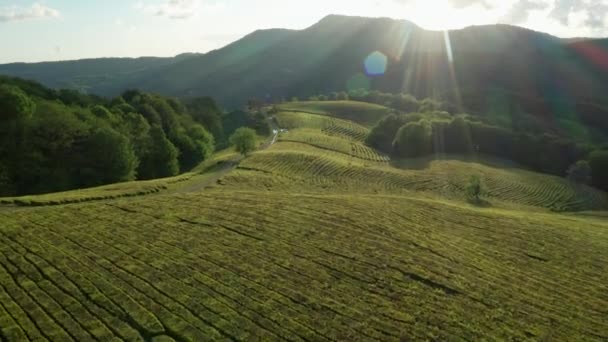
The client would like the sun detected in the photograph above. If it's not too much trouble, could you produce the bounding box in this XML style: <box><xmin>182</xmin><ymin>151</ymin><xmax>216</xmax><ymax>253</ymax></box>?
<box><xmin>392</xmin><ymin>0</ymin><xmax>504</xmax><ymax>31</ymax></box>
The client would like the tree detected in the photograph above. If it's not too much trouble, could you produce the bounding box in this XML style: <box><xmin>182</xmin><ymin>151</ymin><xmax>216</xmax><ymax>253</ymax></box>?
<box><xmin>0</xmin><ymin>84</ymin><xmax>35</xmax><ymax>122</ymax></box>
<box><xmin>366</xmin><ymin>114</ymin><xmax>403</xmax><ymax>153</ymax></box>
<box><xmin>391</xmin><ymin>93</ymin><xmax>418</xmax><ymax>112</ymax></box>
<box><xmin>230</xmin><ymin>127</ymin><xmax>257</xmax><ymax>156</ymax></box>
<box><xmin>139</xmin><ymin>125</ymin><xmax>179</xmax><ymax>179</ymax></box>
<box><xmin>187</xmin><ymin>97</ymin><xmax>224</xmax><ymax>143</ymax></box>
<box><xmin>188</xmin><ymin>124</ymin><xmax>214</xmax><ymax>161</ymax></box>
<box><xmin>172</xmin><ymin>124</ymin><xmax>215</xmax><ymax>171</ymax></box>
<box><xmin>589</xmin><ymin>150</ymin><xmax>608</xmax><ymax>191</ymax></box>
<box><xmin>465</xmin><ymin>175</ymin><xmax>484</xmax><ymax>203</ymax></box>
<box><xmin>392</xmin><ymin>120</ymin><xmax>433</xmax><ymax>158</ymax></box>
<box><xmin>419</xmin><ymin>98</ymin><xmax>443</xmax><ymax>112</ymax></box>
<box><xmin>445</xmin><ymin>117</ymin><xmax>473</xmax><ymax>154</ymax></box>
<box><xmin>566</xmin><ymin>160</ymin><xmax>592</xmax><ymax>185</ymax></box>
<box><xmin>78</xmin><ymin>128</ymin><xmax>139</xmax><ymax>187</ymax></box>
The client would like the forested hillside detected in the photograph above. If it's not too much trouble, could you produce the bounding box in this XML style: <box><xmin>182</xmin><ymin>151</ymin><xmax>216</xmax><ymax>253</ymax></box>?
<box><xmin>0</xmin><ymin>77</ymin><xmax>222</xmax><ymax>196</ymax></box>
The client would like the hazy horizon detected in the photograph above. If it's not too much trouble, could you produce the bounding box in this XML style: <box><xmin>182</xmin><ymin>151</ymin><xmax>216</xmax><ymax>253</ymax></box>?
<box><xmin>1</xmin><ymin>0</ymin><xmax>608</xmax><ymax>64</ymax></box>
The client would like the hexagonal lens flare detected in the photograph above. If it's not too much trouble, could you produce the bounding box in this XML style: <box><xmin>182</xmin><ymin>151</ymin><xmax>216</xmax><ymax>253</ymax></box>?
<box><xmin>364</xmin><ymin>51</ymin><xmax>387</xmax><ymax>76</ymax></box>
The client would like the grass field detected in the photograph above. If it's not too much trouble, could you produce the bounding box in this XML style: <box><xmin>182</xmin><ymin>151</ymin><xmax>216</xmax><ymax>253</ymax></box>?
<box><xmin>0</xmin><ymin>109</ymin><xmax>607</xmax><ymax>341</ymax></box>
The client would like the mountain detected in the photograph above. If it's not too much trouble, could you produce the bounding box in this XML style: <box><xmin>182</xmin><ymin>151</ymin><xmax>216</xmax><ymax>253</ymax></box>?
<box><xmin>1</xmin><ymin>15</ymin><xmax>608</xmax><ymax>113</ymax></box>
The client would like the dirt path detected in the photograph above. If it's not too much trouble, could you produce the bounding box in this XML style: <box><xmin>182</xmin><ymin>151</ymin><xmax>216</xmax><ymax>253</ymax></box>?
<box><xmin>173</xmin><ymin>119</ymin><xmax>279</xmax><ymax>194</ymax></box>
<box><xmin>0</xmin><ymin>119</ymin><xmax>280</xmax><ymax>207</ymax></box>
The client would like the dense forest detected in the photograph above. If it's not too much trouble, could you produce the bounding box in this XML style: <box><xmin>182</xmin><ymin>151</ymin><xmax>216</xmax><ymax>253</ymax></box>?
<box><xmin>0</xmin><ymin>76</ymin><xmax>229</xmax><ymax>197</ymax></box>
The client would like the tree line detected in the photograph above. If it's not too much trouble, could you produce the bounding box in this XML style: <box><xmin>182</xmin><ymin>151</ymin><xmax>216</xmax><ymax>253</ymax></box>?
<box><xmin>0</xmin><ymin>77</ymin><xmax>226</xmax><ymax>196</ymax></box>
<box><xmin>366</xmin><ymin>113</ymin><xmax>608</xmax><ymax>191</ymax></box>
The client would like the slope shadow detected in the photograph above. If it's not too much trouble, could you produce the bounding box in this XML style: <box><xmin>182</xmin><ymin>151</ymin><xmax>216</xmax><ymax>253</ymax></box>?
<box><xmin>389</xmin><ymin>153</ymin><xmax>525</xmax><ymax>171</ymax></box>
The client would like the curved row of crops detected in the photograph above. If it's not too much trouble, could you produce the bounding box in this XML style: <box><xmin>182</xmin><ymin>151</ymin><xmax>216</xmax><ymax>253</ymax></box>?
<box><xmin>278</xmin><ymin>129</ymin><xmax>389</xmax><ymax>162</ymax></box>
<box><xmin>275</xmin><ymin>111</ymin><xmax>369</xmax><ymax>141</ymax></box>
<box><xmin>1</xmin><ymin>190</ymin><xmax>606</xmax><ymax>340</ymax></box>
<box><xmin>235</xmin><ymin>142</ymin><xmax>608</xmax><ymax>212</ymax></box>
<box><xmin>277</xmin><ymin>101</ymin><xmax>391</xmax><ymax>126</ymax></box>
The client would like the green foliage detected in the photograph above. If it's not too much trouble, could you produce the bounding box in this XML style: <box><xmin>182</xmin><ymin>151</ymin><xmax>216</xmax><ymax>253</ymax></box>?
<box><xmin>366</xmin><ymin>114</ymin><xmax>403</xmax><ymax>152</ymax></box>
<box><xmin>367</xmin><ymin>112</ymin><xmax>591</xmax><ymax>179</ymax></box>
<box><xmin>187</xmin><ymin>97</ymin><xmax>224</xmax><ymax>143</ymax></box>
<box><xmin>391</xmin><ymin>93</ymin><xmax>419</xmax><ymax>112</ymax></box>
<box><xmin>171</xmin><ymin>124</ymin><xmax>215</xmax><ymax>172</ymax></box>
<box><xmin>230</xmin><ymin>127</ymin><xmax>257</xmax><ymax>156</ymax></box>
<box><xmin>393</xmin><ymin>120</ymin><xmax>433</xmax><ymax>158</ymax></box>
<box><xmin>0</xmin><ymin>78</ymin><xmax>220</xmax><ymax>196</ymax></box>
<box><xmin>567</xmin><ymin>160</ymin><xmax>592</xmax><ymax>185</ymax></box>
<box><xmin>91</xmin><ymin>105</ymin><xmax>114</xmax><ymax>120</ymax></box>
<box><xmin>139</xmin><ymin>126</ymin><xmax>180</xmax><ymax>179</ymax></box>
<box><xmin>445</xmin><ymin>117</ymin><xmax>473</xmax><ymax>154</ymax></box>
<box><xmin>0</xmin><ymin>84</ymin><xmax>35</xmax><ymax>122</ymax></box>
<box><xmin>465</xmin><ymin>175</ymin><xmax>484</xmax><ymax>202</ymax></box>
<box><xmin>589</xmin><ymin>150</ymin><xmax>608</xmax><ymax>191</ymax></box>
<box><xmin>419</xmin><ymin>98</ymin><xmax>444</xmax><ymax>112</ymax></box>
<box><xmin>78</xmin><ymin>127</ymin><xmax>139</xmax><ymax>186</ymax></box>
<box><xmin>222</xmin><ymin>110</ymin><xmax>270</xmax><ymax>142</ymax></box>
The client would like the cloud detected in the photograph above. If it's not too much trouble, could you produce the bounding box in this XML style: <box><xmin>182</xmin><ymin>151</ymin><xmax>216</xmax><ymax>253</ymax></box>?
<box><xmin>550</xmin><ymin>0</ymin><xmax>608</xmax><ymax>28</ymax></box>
<box><xmin>502</xmin><ymin>0</ymin><xmax>549</xmax><ymax>24</ymax></box>
<box><xmin>393</xmin><ymin>0</ymin><xmax>494</xmax><ymax>8</ymax></box>
<box><xmin>136</xmin><ymin>0</ymin><xmax>202</xmax><ymax>19</ymax></box>
<box><xmin>448</xmin><ymin>0</ymin><xmax>493</xmax><ymax>9</ymax></box>
<box><xmin>0</xmin><ymin>2</ymin><xmax>60</xmax><ymax>23</ymax></box>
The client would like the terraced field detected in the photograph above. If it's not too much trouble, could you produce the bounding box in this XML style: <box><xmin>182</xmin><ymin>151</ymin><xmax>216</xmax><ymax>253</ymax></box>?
<box><xmin>277</xmin><ymin>101</ymin><xmax>391</xmax><ymax>126</ymax></box>
<box><xmin>1</xmin><ymin>109</ymin><xmax>607</xmax><ymax>341</ymax></box>
<box><xmin>278</xmin><ymin>129</ymin><xmax>389</xmax><ymax>162</ymax></box>
<box><xmin>1</xmin><ymin>191</ymin><xmax>607</xmax><ymax>341</ymax></box>
<box><xmin>257</xmin><ymin>113</ymin><xmax>608</xmax><ymax>212</ymax></box>
<box><xmin>234</xmin><ymin>143</ymin><xmax>608</xmax><ymax>211</ymax></box>
<box><xmin>276</xmin><ymin>111</ymin><xmax>369</xmax><ymax>141</ymax></box>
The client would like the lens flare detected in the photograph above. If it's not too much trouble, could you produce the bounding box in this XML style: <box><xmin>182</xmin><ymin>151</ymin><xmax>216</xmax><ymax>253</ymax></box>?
<box><xmin>364</xmin><ymin>51</ymin><xmax>388</xmax><ymax>76</ymax></box>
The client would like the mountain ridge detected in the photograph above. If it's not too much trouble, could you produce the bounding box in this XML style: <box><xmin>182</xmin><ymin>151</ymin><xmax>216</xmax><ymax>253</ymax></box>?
<box><xmin>1</xmin><ymin>14</ymin><xmax>607</xmax><ymax>110</ymax></box>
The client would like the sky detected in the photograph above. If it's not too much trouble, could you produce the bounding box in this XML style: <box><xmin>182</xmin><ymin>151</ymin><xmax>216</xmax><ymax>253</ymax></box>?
<box><xmin>1</xmin><ymin>0</ymin><xmax>607</xmax><ymax>63</ymax></box>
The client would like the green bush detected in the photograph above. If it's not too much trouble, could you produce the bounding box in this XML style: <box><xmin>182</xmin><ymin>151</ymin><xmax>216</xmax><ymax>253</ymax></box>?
<box><xmin>230</xmin><ymin>127</ymin><xmax>257</xmax><ymax>156</ymax></box>
<box><xmin>393</xmin><ymin>120</ymin><xmax>433</xmax><ymax>158</ymax></box>
<box><xmin>466</xmin><ymin>175</ymin><xmax>484</xmax><ymax>203</ymax></box>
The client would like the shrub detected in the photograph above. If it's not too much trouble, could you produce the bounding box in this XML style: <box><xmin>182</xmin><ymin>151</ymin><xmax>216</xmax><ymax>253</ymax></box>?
<box><xmin>393</xmin><ymin>120</ymin><xmax>433</xmax><ymax>158</ymax></box>
<box><xmin>230</xmin><ymin>127</ymin><xmax>257</xmax><ymax>156</ymax></box>
<box><xmin>466</xmin><ymin>175</ymin><xmax>484</xmax><ymax>202</ymax></box>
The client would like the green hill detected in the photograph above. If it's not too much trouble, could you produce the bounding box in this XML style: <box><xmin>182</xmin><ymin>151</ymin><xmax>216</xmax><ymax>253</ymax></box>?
<box><xmin>0</xmin><ymin>110</ymin><xmax>607</xmax><ymax>340</ymax></box>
